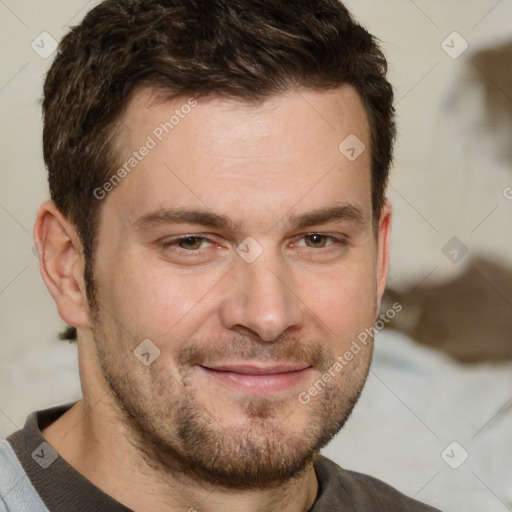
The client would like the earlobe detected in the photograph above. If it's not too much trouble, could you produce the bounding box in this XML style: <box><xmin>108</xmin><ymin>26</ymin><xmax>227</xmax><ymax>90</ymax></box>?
<box><xmin>33</xmin><ymin>200</ymin><xmax>90</xmax><ymax>331</ymax></box>
<box><xmin>376</xmin><ymin>199</ymin><xmax>392</xmax><ymax>309</ymax></box>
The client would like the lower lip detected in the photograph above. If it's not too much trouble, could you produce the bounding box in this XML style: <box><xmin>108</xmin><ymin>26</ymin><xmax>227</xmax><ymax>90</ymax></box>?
<box><xmin>199</xmin><ymin>366</ymin><xmax>313</xmax><ymax>394</ymax></box>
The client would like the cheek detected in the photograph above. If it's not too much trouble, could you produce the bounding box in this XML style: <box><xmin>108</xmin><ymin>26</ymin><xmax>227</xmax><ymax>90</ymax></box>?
<box><xmin>305</xmin><ymin>263</ymin><xmax>377</xmax><ymax>338</ymax></box>
<box><xmin>99</xmin><ymin>254</ymin><xmax>226</xmax><ymax>341</ymax></box>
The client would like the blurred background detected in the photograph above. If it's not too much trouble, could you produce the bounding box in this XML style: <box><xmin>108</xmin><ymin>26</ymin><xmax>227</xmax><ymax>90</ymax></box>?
<box><xmin>1</xmin><ymin>1</ymin><xmax>511</xmax><ymax>511</ymax></box>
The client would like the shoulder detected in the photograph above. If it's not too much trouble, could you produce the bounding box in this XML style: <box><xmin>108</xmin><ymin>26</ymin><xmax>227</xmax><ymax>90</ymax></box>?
<box><xmin>0</xmin><ymin>438</ymin><xmax>49</xmax><ymax>511</ymax></box>
<box><xmin>313</xmin><ymin>455</ymin><xmax>442</xmax><ymax>511</ymax></box>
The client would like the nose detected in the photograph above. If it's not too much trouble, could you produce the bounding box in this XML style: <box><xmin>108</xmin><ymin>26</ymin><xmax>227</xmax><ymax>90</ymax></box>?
<box><xmin>218</xmin><ymin>251</ymin><xmax>304</xmax><ymax>342</ymax></box>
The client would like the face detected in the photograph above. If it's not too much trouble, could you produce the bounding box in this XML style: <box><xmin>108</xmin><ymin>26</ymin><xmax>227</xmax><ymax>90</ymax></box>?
<box><xmin>86</xmin><ymin>86</ymin><xmax>390</xmax><ymax>489</ymax></box>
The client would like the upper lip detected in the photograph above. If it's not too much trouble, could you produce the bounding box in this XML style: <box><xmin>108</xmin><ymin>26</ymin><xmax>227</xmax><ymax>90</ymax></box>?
<box><xmin>200</xmin><ymin>363</ymin><xmax>311</xmax><ymax>375</ymax></box>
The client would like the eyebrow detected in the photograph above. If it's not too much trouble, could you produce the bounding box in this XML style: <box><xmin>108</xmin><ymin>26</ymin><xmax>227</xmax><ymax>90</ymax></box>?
<box><xmin>133</xmin><ymin>204</ymin><xmax>365</xmax><ymax>233</ymax></box>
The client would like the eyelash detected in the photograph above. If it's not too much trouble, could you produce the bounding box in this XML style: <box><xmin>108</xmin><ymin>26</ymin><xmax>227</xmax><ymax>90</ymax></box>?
<box><xmin>160</xmin><ymin>234</ymin><xmax>347</xmax><ymax>254</ymax></box>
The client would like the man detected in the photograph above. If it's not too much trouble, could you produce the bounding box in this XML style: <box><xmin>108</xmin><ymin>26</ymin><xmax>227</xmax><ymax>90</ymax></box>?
<box><xmin>0</xmin><ymin>0</ymin><xmax>441</xmax><ymax>510</ymax></box>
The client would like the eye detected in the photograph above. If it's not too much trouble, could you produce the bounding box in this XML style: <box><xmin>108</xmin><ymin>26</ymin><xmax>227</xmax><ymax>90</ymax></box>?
<box><xmin>161</xmin><ymin>236</ymin><xmax>214</xmax><ymax>251</ymax></box>
<box><xmin>294</xmin><ymin>234</ymin><xmax>343</xmax><ymax>249</ymax></box>
<box><xmin>303</xmin><ymin>234</ymin><xmax>333</xmax><ymax>248</ymax></box>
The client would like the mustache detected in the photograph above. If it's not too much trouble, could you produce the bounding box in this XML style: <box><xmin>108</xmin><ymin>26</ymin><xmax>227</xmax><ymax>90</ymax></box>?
<box><xmin>176</xmin><ymin>336</ymin><xmax>336</xmax><ymax>373</ymax></box>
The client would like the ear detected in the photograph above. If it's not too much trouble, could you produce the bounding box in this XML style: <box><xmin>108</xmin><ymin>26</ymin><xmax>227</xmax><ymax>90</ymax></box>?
<box><xmin>33</xmin><ymin>200</ymin><xmax>90</xmax><ymax>330</ymax></box>
<box><xmin>375</xmin><ymin>198</ymin><xmax>392</xmax><ymax>313</ymax></box>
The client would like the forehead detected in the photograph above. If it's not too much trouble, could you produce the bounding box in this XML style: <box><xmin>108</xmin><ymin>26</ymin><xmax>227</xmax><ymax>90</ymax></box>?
<box><xmin>104</xmin><ymin>85</ymin><xmax>372</xmax><ymax>232</ymax></box>
<box><xmin>120</xmin><ymin>85</ymin><xmax>369</xmax><ymax>147</ymax></box>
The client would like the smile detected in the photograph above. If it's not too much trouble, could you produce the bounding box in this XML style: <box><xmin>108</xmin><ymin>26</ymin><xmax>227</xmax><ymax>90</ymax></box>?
<box><xmin>198</xmin><ymin>363</ymin><xmax>313</xmax><ymax>393</ymax></box>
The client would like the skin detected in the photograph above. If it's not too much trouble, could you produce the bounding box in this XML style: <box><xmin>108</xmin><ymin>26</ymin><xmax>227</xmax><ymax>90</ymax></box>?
<box><xmin>35</xmin><ymin>85</ymin><xmax>391</xmax><ymax>512</ymax></box>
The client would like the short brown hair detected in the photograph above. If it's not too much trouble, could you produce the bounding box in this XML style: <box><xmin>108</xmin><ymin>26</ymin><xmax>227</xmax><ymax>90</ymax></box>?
<box><xmin>43</xmin><ymin>0</ymin><xmax>395</xmax><ymax>342</ymax></box>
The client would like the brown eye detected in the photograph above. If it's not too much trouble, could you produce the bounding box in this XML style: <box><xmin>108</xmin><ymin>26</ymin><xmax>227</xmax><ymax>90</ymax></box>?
<box><xmin>161</xmin><ymin>236</ymin><xmax>212</xmax><ymax>251</ymax></box>
<box><xmin>304</xmin><ymin>234</ymin><xmax>329</xmax><ymax>248</ymax></box>
<box><xmin>177</xmin><ymin>236</ymin><xmax>205</xmax><ymax>250</ymax></box>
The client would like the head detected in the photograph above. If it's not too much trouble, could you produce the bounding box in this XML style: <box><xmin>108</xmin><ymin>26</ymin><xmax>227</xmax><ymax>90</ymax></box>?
<box><xmin>36</xmin><ymin>0</ymin><xmax>395</xmax><ymax>490</ymax></box>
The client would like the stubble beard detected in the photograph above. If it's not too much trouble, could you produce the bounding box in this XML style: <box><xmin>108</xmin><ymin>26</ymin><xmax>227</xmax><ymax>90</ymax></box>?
<box><xmin>88</xmin><ymin>294</ymin><xmax>372</xmax><ymax>490</ymax></box>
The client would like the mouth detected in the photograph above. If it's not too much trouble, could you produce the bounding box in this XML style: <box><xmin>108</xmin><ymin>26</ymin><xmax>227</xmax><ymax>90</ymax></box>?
<box><xmin>198</xmin><ymin>362</ymin><xmax>313</xmax><ymax>394</ymax></box>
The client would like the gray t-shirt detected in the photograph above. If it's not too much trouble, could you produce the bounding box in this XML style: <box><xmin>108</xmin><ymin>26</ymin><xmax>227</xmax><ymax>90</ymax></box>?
<box><xmin>0</xmin><ymin>404</ymin><xmax>442</xmax><ymax>511</ymax></box>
